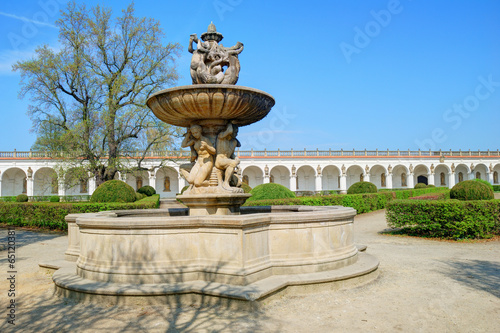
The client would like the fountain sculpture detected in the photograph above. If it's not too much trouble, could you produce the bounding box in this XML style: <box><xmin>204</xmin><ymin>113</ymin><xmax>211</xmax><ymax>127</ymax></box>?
<box><xmin>48</xmin><ymin>24</ymin><xmax>379</xmax><ymax>308</ymax></box>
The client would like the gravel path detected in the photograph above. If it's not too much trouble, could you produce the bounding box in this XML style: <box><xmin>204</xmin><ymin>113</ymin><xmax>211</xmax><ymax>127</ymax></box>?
<box><xmin>1</xmin><ymin>210</ymin><xmax>499</xmax><ymax>332</ymax></box>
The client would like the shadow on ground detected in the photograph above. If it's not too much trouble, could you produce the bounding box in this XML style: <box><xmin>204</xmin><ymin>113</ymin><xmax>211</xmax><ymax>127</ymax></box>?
<box><xmin>439</xmin><ymin>259</ymin><xmax>500</xmax><ymax>298</ymax></box>
<box><xmin>0</xmin><ymin>227</ymin><xmax>64</xmax><ymax>251</ymax></box>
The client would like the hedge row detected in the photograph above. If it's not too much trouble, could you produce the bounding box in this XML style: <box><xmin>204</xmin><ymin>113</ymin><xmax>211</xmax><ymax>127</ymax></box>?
<box><xmin>242</xmin><ymin>187</ymin><xmax>449</xmax><ymax>214</ymax></box>
<box><xmin>409</xmin><ymin>191</ymin><xmax>450</xmax><ymax>201</ymax></box>
<box><xmin>0</xmin><ymin>195</ymin><xmax>160</xmax><ymax>230</ymax></box>
<box><xmin>493</xmin><ymin>185</ymin><xmax>500</xmax><ymax>192</ymax></box>
<box><xmin>0</xmin><ymin>195</ymin><xmax>91</xmax><ymax>202</ymax></box>
<box><xmin>386</xmin><ymin>199</ymin><xmax>500</xmax><ymax>239</ymax></box>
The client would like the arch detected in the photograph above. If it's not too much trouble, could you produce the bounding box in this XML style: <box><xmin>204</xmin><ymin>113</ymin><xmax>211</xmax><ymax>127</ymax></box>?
<box><xmin>125</xmin><ymin>170</ymin><xmax>149</xmax><ymax>191</ymax></box>
<box><xmin>346</xmin><ymin>165</ymin><xmax>363</xmax><ymax>189</ymax></box>
<box><xmin>270</xmin><ymin>165</ymin><xmax>290</xmax><ymax>188</ymax></box>
<box><xmin>322</xmin><ymin>165</ymin><xmax>340</xmax><ymax>191</ymax></box>
<box><xmin>455</xmin><ymin>164</ymin><xmax>469</xmax><ymax>183</ymax></box>
<box><xmin>1</xmin><ymin>168</ymin><xmax>27</xmax><ymax>197</ymax></box>
<box><xmin>242</xmin><ymin>166</ymin><xmax>263</xmax><ymax>188</ymax></box>
<box><xmin>369</xmin><ymin>165</ymin><xmax>387</xmax><ymax>188</ymax></box>
<box><xmin>33</xmin><ymin>167</ymin><xmax>58</xmax><ymax>196</ymax></box>
<box><xmin>64</xmin><ymin>167</ymin><xmax>88</xmax><ymax>196</ymax></box>
<box><xmin>434</xmin><ymin>164</ymin><xmax>450</xmax><ymax>187</ymax></box>
<box><xmin>155</xmin><ymin>167</ymin><xmax>179</xmax><ymax>197</ymax></box>
<box><xmin>413</xmin><ymin>164</ymin><xmax>429</xmax><ymax>186</ymax></box>
<box><xmin>472</xmin><ymin>163</ymin><xmax>488</xmax><ymax>181</ymax></box>
<box><xmin>494</xmin><ymin>171</ymin><xmax>498</xmax><ymax>184</ymax></box>
<box><xmin>391</xmin><ymin>165</ymin><xmax>408</xmax><ymax>188</ymax></box>
<box><xmin>296</xmin><ymin>165</ymin><xmax>315</xmax><ymax>191</ymax></box>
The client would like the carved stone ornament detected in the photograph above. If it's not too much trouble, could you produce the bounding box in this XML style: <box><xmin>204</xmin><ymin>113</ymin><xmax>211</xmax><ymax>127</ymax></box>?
<box><xmin>365</xmin><ymin>165</ymin><xmax>370</xmax><ymax>175</ymax></box>
<box><xmin>264</xmin><ymin>165</ymin><xmax>269</xmax><ymax>177</ymax></box>
<box><xmin>292</xmin><ymin>165</ymin><xmax>296</xmax><ymax>177</ymax></box>
<box><xmin>489</xmin><ymin>163</ymin><xmax>493</xmax><ymax>172</ymax></box>
<box><xmin>317</xmin><ymin>165</ymin><xmax>322</xmax><ymax>176</ymax></box>
<box><xmin>387</xmin><ymin>165</ymin><xmax>392</xmax><ymax>174</ymax></box>
<box><xmin>189</xmin><ymin>22</ymin><xmax>244</xmax><ymax>85</ymax></box>
<box><xmin>341</xmin><ymin>164</ymin><xmax>346</xmax><ymax>175</ymax></box>
<box><xmin>27</xmin><ymin>167</ymin><xmax>33</xmax><ymax>178</ymax></box>
<box><xmin>451</xmin><ymin>163</ymin><xmax>455</xmax><ymax>173</ymax></box>
<box><xmin>430</xmin><ymin>164</ymin><xmax>435</xmax><ymax>174</ymax></box>
<box><xmin>409</xmin><ymin>164</ymin><xmax>414</xmax><ymax>174</ymax></box>
<box><xmin>471</xmin><ymin>163</ymin><xmax>475</xmax><ymax>171</ymax></box>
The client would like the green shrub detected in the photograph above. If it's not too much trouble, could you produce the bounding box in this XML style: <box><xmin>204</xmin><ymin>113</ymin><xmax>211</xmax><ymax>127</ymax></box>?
<box><xmin>137</xmin><ymin>185</ymin><xmax>156</xmax><ymax>196</ymax></box>
<box><xmin>241</xmin><ymin>183</ymin><xmax>252</xmax><ymax>193</ymax></box>
<box><xmin>386</xmin><ymin>199</ymin><xmax>500</xmax><ymax>239</ymax></box>
<box><xmin>414</xmin><ymin>183</ymin><xmax>427</xmax><ymax>189</ymax></box>
<box><xmin>493</xmin><ymin>185</ymin><xmax>500</xmax><ymax>192</ymax></box>
<box><xmin>16</xmin><ymin>194</ymin><xmax>28</xmax><ymax>202</ymax></box>
<box><xmin>50</xmin><ymin>195</ymin><xmax>60</xmax><ymax>202</ymax></box>
<box><xmin>426</xmin><ymin>184</ymin><xmax>436</xmax><ymax>188</ymax></box>
<box><xmin>247</xmin><ymin>183</ymin><xmax>296</xmax><ymax>202</ymax></box>
<box><xmin>347</xmin><ymin>181</ymin><xmax>377</xmax><ymax>194</ymax></box>
<box><xmin>90</xmin><ymin>180</ymin><xmax>136</xmax><ymax>203</ymax></box>
<box><xmin>473</xmin><ymin>178</ymin><xmax>494</xmax><ymax>191</ymax></box>
<box><xmin>450</xmin><ymin>180</ymin><xmax>494</xmax><ymax>201</ymax></box>
<box><xmin>0</xmin><ymin>195</ymin><xmax>160</xmax><ymax>230</ymax></box>
<box><xmin>135</xmin><ymin>192</ymin><xmax>146</xmax><ymax>201</ymax></box>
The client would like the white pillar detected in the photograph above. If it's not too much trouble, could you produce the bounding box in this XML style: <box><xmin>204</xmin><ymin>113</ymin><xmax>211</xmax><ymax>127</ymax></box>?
<box><xmin>315</xmin><ymin>175</ymin><xmax>322</xmax><ymax>193</ymax></box>
<box><xmin>386</xmin><ymin>174</ymin><xmax>393</xmax><ymax>189</ymax></box>
<box><xmin>408</xmin><ymin>173</ymin><xmax>414</xmax><ymax>188</ymax></box>
<box><xmin>88</xmin><ymin>176</ymin><xmax>97</xmax><ymax>195</ymax></box>
<box><xmin>58</xmin><ymin>180</ymin><xmax>66</xmax><ymax>197</ymax></box>
<box><xmin>428</xmin><ymin>173</ymin><xmax>435</xmax><ymax>186</ymax></box>
<box><xmin>488</xmin><ymin>172</ymin><xmax>494</xmax><ymax>184</ymax></box>
<box><xmin>178</xmin><ymin>174</ymin><xmax>186</xmax><ymax>191</ymax></box>
<box><xmin>290</xmin><ymin>176</ymin><xmax>297</xmax><ymax>191</ymax></box>
<box><xmin>0</xmin><ymin>178</ymin><xmax>2</xmax><ymax>197</ymax></box>
<box><xmin>364</xmin><ymin>173</ymin><xmax>370</xmax><ymax>183</ymax></box>
<box><xmin>27</xmin><ymin>177</ymin><xmax>34</xmax><ymax>197</ymax></box>
<box><xmin>263</xmin><ymin>175</ymin><xmax>270</xmax><ymax>184</ymax></box>
<box><xmin>149</xmin><ymin>171</ymin><xmax>156</xmax><ymax>189</ymax></box>
<box><xmin>448</xmin><ymin>172</ymin><xmax>455</xmax><ymax>188</ymax></box>
<box><xmin>340</xmin><ymin>175</ymin><xmax>347</xmax><ymax>194</ymax></box>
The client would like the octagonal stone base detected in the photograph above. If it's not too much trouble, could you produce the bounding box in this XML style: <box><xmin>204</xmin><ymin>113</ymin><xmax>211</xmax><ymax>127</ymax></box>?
<box><xmin>177</xmin><ymin>193</ymin><xmax>251</xmax><ymax>216</ymax></box>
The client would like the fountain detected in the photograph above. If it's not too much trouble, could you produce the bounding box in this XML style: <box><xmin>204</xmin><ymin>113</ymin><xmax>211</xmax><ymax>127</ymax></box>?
<box><xmin>48</xmin><ymin>24</ymin><xmax>379</xmax><ymax>309</ymax></box>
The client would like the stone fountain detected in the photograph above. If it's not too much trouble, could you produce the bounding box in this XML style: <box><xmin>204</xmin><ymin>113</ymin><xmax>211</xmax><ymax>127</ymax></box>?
<box><xmin>48</xmin><ymin>24</ymin><xmax>379</xmax><ymax>309</ymax></box>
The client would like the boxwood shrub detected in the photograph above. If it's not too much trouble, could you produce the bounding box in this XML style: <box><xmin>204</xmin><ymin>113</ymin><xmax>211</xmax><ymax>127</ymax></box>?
<box><xmin>347</xmin><ymin>181</ymin><xmax>377</xmax><ymax>194</ymax></box>
<box><xmin>137</xmin><ymin>185</ymin><xmax>156</xmax><ymax>196</ymax></box>
<box><xmin>386</xmin><ymin>199</ymin><xmax>500</xmax><ymax>239</ymax></box>
<box><xmin>247</xmin><ymin>183</ymin><xmax>296</xmax><ymax>202</ymax></box>
<box><xmin>450</xmin><ymin>180</ymin><xmax>494</xmax><ymax>201</ymax></box>
<box><xmin>0</xmin><ymin>195</ymin><xmax>160</xmax><ymax>230</ymax></box>
<box><xmin>414</xmin><ymin>183</ymin><xmax>427</xmax><ymax>189</ymax></box>
<box><xmin>90</xmin><ymin>180</ymin><xmax>136</xmax><ymax>203</ymax></box>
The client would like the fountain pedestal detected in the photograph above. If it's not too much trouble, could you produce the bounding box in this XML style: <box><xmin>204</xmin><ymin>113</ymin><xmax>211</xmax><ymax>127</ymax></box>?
<box><xmin>177</xmin><ymin>193</ymin><xmax>251</xmax><ymax>215</ymax></box>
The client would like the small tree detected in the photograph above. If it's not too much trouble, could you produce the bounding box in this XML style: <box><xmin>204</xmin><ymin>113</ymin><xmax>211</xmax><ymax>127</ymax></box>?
<box><xmin>14</xmin><ymin>1</ymin><xmax>182</xmax><ymax>186</ymax></box>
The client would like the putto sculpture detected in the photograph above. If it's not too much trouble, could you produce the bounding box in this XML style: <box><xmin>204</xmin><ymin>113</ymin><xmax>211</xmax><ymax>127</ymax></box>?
<box><xmin>189</xmin><ymin>22</ymin><xmax>244</xmax><ymax>85</ymax></box>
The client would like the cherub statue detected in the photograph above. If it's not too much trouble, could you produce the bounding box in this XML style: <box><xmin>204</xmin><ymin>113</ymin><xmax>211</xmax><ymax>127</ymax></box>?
<box><xmin>215</xmin><ymin>122</ymin><xmax>241</xmax><ymax>190</ymax></box>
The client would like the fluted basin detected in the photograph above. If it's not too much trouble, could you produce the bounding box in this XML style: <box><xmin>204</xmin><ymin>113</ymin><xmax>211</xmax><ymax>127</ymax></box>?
<box><xmin>146</xmin><ymin>84</ymin><xmax>275</xmax><ymax>127</ymax></box>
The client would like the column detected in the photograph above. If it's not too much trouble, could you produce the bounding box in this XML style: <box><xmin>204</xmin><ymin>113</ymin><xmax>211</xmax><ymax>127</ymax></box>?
<box><xmin>315</xmin><ymin>174</ymin><xmax>322</xmax><ymax>193</ymax></box>
<box><xmin>448</xmin><ymin>172</ymin><xmax>455</xmax><ymax>188</ymax></box>
<box><xmin>386</xmin><ymin>173</ymin><xmax>393</xmax><ymax>189</ymax></box>
<box><xmin>0</xmin><ymin>178</ymin><xmax>2</xmax><ymax>197</ymax></box>
<box><xmin>88</xmin><ymin>176</ymin><xmax>97</xmax><ymax>195</ymax></box>
<box><xmin>27</xmin><ymin>177</ymin><xmax>34</xmax><ymax>197</ymax></box>
<box><xmin>290</xmin><ymin>175</ymin><xmax>297</xmax><ymax>191</ymax></box>
<box><xmin>58</xmin><ymin>179</ymin><xmax>66</xmax><ymax>197</ymax></box>
<box><xmin>149</xmin><ymin>170</ymin><xmax>156</xmax><ymax>190</ymax></box>
<box><xmin>339</xmin><ymin>175</ymin><xmax>347</xmax><ymax>194</ymax></box>
<box><xmin>488</xmin><ymin>172</ymin><xmax>494</xmax><ymax>185</ymax></box>
<box><xmin>178</xmin><ymin>174</ymin><xmax>186</xmax><ymax>192</ymax></box>
<box><xmin>364</xmin><ymin>173</ymin><xmax>370</xmax><ymax>183</ymax></box>
<box><xmin>263</xmin><ymin>175</ymin><xmax>270</xmax><ymax>184</ymax></box>
<box><xmin>427</xmin><ymin>173</ymin><xmax>435</xmax><ymax>186</ymax></box>
<box><xmin>407</xmin><ymin>173</ymin><xmax>414</xmax><ymax>188</ymax></box>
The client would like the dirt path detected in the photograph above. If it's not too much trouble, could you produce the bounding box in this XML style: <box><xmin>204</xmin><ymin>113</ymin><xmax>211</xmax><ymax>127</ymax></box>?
<box><xmin>1</xmin><ymin>210</ymin><xmax>499</xmax><ymax>332</ymax></box>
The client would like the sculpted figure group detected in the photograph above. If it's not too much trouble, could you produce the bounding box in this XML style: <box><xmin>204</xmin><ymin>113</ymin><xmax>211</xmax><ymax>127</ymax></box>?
<box><xmin>180</xmin><ymin>122</ymin><xmax>242</xmax><ymax>193</ymax></box>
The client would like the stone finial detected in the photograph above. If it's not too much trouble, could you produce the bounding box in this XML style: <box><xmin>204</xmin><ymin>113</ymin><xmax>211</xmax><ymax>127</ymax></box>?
<box><xmin>201</xmin><ymin>22</ymin><xmax>223</xmax><ymax>42</ymax></box>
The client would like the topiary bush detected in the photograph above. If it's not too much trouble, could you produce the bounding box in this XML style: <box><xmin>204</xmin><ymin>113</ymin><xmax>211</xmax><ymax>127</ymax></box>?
<box><xmin>473</xmin><ymin>178</ymin><xmax>494</xmax><ymax>191</ymax></box>
<box><xmin>347</xmin><ymin>181</ymin><xmax>377</xmax><ymax>194</ymax></box>
<box><xmin>426</xmin><ymin>184</ymin><xmax>436</xmax><ymax>188</ymax></box>
<box><xmin>414</xmin><ymin>183</ymin><xmax>427</xmax><ymax>189</ymax></box>
<box><xmin>16</xmin><ymin>194</ymin><xmax>28</xmax><ymax>202</ymax></box>
<box><xmin>450</xmin><ymin>180</ymin><xmax>494</xmax><ymax>201</ymax></box>
<box><xmin>90</xmin><ymin>180</ymin><xmax>136</xmax><ymax>203</ymax></box>
<box><xmin>135</xmin><ymin>192</ymin><xmax>146</xmax><ymax>201</ymax></box>
<box><xmin>241</xmin><ymin>182</ymin><xmax>252</xmax><ymax>193</ymax></box>
<box><xmin>137</xmin><ymin>185</ymin><xmax>156</xmax><ymax>196</ymax></box>
<box><xmin>50</xmin><ymin>195</ymin><xmax>60</xmax><ymax>202</ymax></box>
<box><xmin>247</xmin><ymin>183</ymin><xmax>296</xmax><ymax>202</ymax></box>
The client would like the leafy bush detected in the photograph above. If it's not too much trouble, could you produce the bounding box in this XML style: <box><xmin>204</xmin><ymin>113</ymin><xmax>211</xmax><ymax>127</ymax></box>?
<box><xmin>473</xmin><ymin>178</ymin><xmax>494</xmax><ymax>191</ymax></box>
<box><xmin>135</xmin><ymin>192</ymin><xmax>146</xmax><ymax>201</ymax></box>
<box><xmin>0</xmin><ymin>195</ymin><xmax>160</xmax><ymax>230</ymax></box>
<box><xmin>493</xmin><ymin>185</ymin><xmax>500</xmax><ymax>192</ymax></box>
<box><xmin>241</xmin><ymin>183</ymin><xmax>252</xmax><ymax>193</ymax></box>
<box><xmin>347</xmin><ymin>181</ymin><xmax>377</xmax><ymax>194</ymax></box>
<box><xmin>426</xmin><ymin>184</ymin><xmax>435</xmax><ymax>188</ymax></box>
<box><xmin>137</xmin><ymin>185</ymin><xmax>156</xmax><ymax>196</ymax></box>
<box><xmin>450</xmin><ymin>180</ymin><xmax>494</xmax><ymax>201</ymax></box>
<box><xmin>414</xmin><ymin>183</ymin><xmax>427</xmax><ymax>189</ymax></box>
<box><xmin>247</xmin><ymin>183</ymin><xmax>296</xmax><ymax>202</ymax></box>
<box><xmin>409</xmin><ymin>191</ymin><xmax>450</xmax><ymax>201</ymax></box>
<box><xmin>16</xmin><ymin>194</ymin><xmax>28</xmax><ymax>202</ymax></box>
<box><xmin>386</xmin><ymin>199</ymin><xmax>500</xmax><ymax>239</ymax></box>
<box><xmin>90</xmin><ymin>180</ymin><xmax>136</xmax><ymax>203</ymax></box>
<box><xmin>50</xmin><ymin>195</ymin><xmax>60</xmax><ymax>202</ymax></box>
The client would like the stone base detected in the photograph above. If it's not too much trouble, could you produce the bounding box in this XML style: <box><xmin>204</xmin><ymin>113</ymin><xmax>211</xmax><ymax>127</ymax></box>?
<box><xmin>50</xmin><ymin>252</ymin><xmax>379</xmax><ymax>310</ymax></box>
<box><xmin>177</xmin><ymin>193</ymin><xmax>251</xmax><ymax>216</ymax></box>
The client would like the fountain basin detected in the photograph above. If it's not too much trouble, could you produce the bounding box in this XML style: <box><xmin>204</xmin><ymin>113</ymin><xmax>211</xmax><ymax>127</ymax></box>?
<box><xmin>146</xmin><ymin>84</ymin><xmax>275</xmax><ymax>127</ymax></box>
<box><xmin>53</xmin><ymin>205</ymin><xmax>379</xmax><ymax>307</ymax></box>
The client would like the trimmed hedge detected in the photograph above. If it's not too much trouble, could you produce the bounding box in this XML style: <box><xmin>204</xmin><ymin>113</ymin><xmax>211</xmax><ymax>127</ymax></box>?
<box><xmin>241</xmin><ymin>183</ymin><xmax>252</xmax><ymax>193</ymax></box>
<box><xmin>414</xmin><ymin>183</ymin><xmax>427</xmax><ymax>189</ymax></box>
<box><xmin>347</xmin><ymin>181</ymin><xmax>377</xmax><ymax>194</ymax></box>
<box><xmin>386</xmin><ymin>199</ymin><xmax>500</xmax><ymax>239</ymax></box>
<box><xmin>493</xmin><ymin>185</ymin><xmax>500</xmax><ymax>192</ymax></box>
<box><xmin>0</xmin><ymin>195</ymin><xmax>160</xmax><ymax>230</ymax></box>
<box><xmin>90</xmin><ymin>180</ymin><xmax>136</xmax><ymax>203</ymax></box>
<box><xmin>409</xmin><ymin>191</ymin><xmax>450</xmax><ymax>201</ymax></box>
<box><xmin>16</xmin><ymin>194</ymin><xmax>28</xmax><ymax>202</ymax></box>
<box><xmin>473</xmin><ymin>178</ymin><xmax>494</xmax><ymax>191</ymax></box>
<box><xmin>137</xmin><ymin>185</ymin><xmax>156</xmax><ymax>196</ymax></box>
<box><xmin>243</xmin><ymin>187</ymin><xmax>449</xmax><ymax>214</ymax></box>
<box><xmin>450</xmin><ymin>180</ymin><xmax>494</xmax><ymax>201</ymax></box>
<box><xmin>247</xmin><ymin>183</ymin><xmax>296</xmax><ymax>202</ymax></box>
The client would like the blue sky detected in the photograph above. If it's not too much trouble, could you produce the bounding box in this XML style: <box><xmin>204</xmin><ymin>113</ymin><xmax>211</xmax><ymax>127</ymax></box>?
<box><xmin>0</xmin><ymin>0</ymin><xmax>499</xmax><ymax>151</ymax></box>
